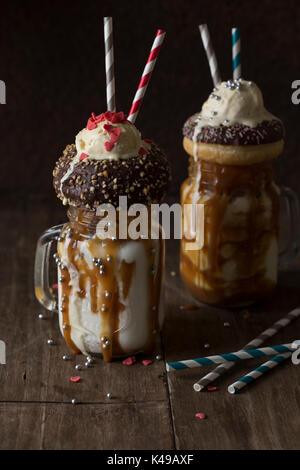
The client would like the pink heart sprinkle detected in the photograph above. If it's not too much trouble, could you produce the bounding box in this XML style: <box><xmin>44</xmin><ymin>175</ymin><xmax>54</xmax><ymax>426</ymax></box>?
<box><xmin>70</xmin><ymin>376</ymin><xmax>81</xmax><ymax>383</ymax></box>
<box><xmin>195</xmin><ymin>413</ymin><xmax>207</xmax><ymax>420</ymax></box>
<box><xmin>103</xmin><ymin>124</ymin><xmax>114</xmax><ymax>133</ymax></box>
<box><xmin>104</xmin><ymin>141</ymin><xmax>114</xmax><ymax>152</ymax></box>
<box><xmin>207</xmin><ymin>386</ymin><xmax>217</xmax><ymax>392</ymax></box>
<box><xmin>142</xmin><ymin>359</ymin><xmax>153</xmax><ymax>367</ymax></box>
<box><xmin>122</xmin><ymin>356</ymin><xmax>136</xmax><ymax>366</ymax></box>
<box><xmin>139</xmin><ymin>147</ymin><xmax>148</xmax><ymax>156</ymax></box>
<box><xmin>51</xmin><ymin>284</ymin><xmax>58</xmax><ymax>290</ymax></box>
<box><xmin>109</xmin><ymin>128</ymin><xmax>121</xmax><ymax>144</ymax></box>
<box><xmin>79</xmin><ymin>153</ymin><xmax>88</xmax><ymax>161</ymax></box>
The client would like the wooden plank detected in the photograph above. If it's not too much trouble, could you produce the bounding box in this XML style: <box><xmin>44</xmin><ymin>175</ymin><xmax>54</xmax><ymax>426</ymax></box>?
<box><xmin>0</xmin><ymin>401</ymin><xmax>174</xmax><ymax>450</ymax></box>
<box><xmin>0</xmin><ymin>197</ymin><xmax>168</xmax><ymax>405</ymax></box>
<box><xmin>164</xmin><ymin>239</ymin><xmax>300</xmax><ymax>450</ymax></box>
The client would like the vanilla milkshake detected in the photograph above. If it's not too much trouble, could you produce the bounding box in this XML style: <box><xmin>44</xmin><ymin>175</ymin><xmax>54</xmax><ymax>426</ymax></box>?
<box><xmin>181</xmin><ymin>79</ymin><xmax>284</xmax><ymax>307</ymax></box>
<box><xmin>35</xmin><ymin>111</ymin><xmax>170</xmax><ymax>361</ymax></box>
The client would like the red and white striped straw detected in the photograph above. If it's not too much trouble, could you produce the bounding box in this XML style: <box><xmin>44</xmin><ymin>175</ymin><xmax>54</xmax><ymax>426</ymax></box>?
<box><xmin>104</xmin><ymin>17</ymin><xmax>116</xmax><ymax>112</ymax></box>
<box><xmin>127</xmin><ymin>29</ymin><xmax>166</xmax><ymax>124</ymax></box>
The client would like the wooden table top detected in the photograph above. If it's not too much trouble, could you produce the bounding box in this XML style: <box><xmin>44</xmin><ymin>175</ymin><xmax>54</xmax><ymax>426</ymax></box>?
<box><xmin>0</xmin><ymin>195</ymin><xmax>299</xmax><ymax>450</ymax></box>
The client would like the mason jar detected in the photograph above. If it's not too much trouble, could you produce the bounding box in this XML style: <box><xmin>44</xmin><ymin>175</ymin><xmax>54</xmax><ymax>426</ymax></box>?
<box><xmin>180</xmin><ymin>157</ymin><xmax>300</xmax><ymax>307</ymax></box>
<box><xmin>34</xmin><ymin>206</ymin><xmax>165</xmax><ymax>362</ymax></box>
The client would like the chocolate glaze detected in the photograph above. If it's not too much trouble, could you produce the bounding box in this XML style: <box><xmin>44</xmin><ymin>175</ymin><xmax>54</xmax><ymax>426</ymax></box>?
<box><xmin>53</xmin><ymin>143</ymin><xmax>171</xmax><ymax>210</ymax></box>
<box><xmin>183</xmin><ymin>116</ymin><xmax>284</xmax><ymax>146</ymax></box>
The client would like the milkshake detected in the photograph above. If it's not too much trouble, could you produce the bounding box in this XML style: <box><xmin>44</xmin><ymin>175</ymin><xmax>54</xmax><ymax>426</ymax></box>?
<box><xmin>181</xmin><ymin>79</ymin><xmax>284</xmax><ymax>307</ymax></box>
<box><xmin>35</xmin><ymin>111</ymin><xmax>170</xmax><ymax>361</ymax></box>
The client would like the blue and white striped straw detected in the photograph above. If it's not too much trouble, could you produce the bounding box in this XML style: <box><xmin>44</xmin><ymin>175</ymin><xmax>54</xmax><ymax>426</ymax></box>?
<box><xmin>232</xmin><ymin>27</ymin><xmax>241</xmax><ymax>80</ymax></box>
<box><xmin>227</xmin><ymin>352</ymin><xmax>292</xmax><ymax>394</ymax></box>
<box><xmin>193</xmin><ymin>307</ymin><xmax>300</xmax><ymax>392</ymax></box>
<box><xmin>166</xmin><ymin>342</ymin><xmax>297</xmax><ymax>372</ymax></box>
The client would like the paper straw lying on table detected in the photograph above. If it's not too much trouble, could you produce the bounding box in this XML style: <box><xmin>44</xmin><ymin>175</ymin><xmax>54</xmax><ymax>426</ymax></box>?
<box><xmin>193</xmin><ymin>307</ymin><xmax>300</xmax><ymax>391</ymax></box>
<box><xmin>227</xmin><ymin>352</ymin><xmax>292</xmax><ymax>394</ymax></box>
<box><xmin>104</xmin><ymin>17</ymin><xmax>116</xmax><ymax>112</ymax></box>
<box><xmin>166</xmin><ymin>342</ymin><xmax>297</xmax><ymax>372</ymax></box>
<box><xmin>127</xmin><ymin>29</ymin><xmax>166</xmax><ymax>124</ymax></box>
<box><xmin>199</xmin><ymin>24</ymin><xmax>221</xmax><ymax>87</ymax></box>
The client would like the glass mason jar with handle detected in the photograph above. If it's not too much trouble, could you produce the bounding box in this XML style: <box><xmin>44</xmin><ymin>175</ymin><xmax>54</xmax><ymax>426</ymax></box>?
<box><xmin>34</xmin><ymin>110</ymin><xmax>170</xmax><ymax>362</ymax></box>
<box><xmin>181</xmin><ymin>79</ymin><xmax>300</xmax><ymax>308</ymax></box>
<box><xmin>35</xmin><ymin>207</ymin><xmax>165</xmax><ymax>362</ymax></box>
<box><xmin>180</xmin><ymin>158</ymin><xmax>300</xmax><ymax>307</ymax></box>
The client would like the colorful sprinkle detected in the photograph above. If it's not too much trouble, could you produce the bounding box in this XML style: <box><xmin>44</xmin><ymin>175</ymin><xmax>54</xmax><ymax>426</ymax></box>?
<box><xmin>139</xmin><ymin>147</ymin><xmax>148</xmax><ymax>156</ymax></box>
<box><xmin>86</xmin><ymin>111</ymin><xmax>127</xmax><ymax>130</ymax></box>
<box><xmin>51</xmin><ymin>284</ymin><xmax>58</xmax><ymax>290</ymax></box>
<box><xmin>104</xmin><ymin>141</ymin><xmax>114</xmax><ymax>152</ymax></box>
<box><xmin>122</xmin><ymin>356</ymin><xmax>136</xmax><ymax>366</ymax></box>
<box><xmin>207</xmin><ymin>386</ymin><xmax>218</xmax><ymax>391</ymax></box>
<box><xmin>70</xmin><ymin>376</ymin><xmax>81</xmax><ymax>383</ymax></box>
<box><xmin>195</xmin><ymin>413</ymin><xmax>207</xmax><ymax>420</ymax></box>
<box><xmin>142</xmin><ymin>359</ymin><xmax>153</xmax><ymax>366</ymax></box>
<box><xmin>79</xmin><ymin>153</ymin><xmax>88</xmax><ymax>161</ymax></box>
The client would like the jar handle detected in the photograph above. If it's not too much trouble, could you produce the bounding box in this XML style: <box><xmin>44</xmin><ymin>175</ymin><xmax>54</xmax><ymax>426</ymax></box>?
<box><xmin>279</xmin><ymin>186</ymin><xmax>300</xmax><ymax>268</ymax></box>
<box><xmin>34</xmin><ymin>224</ymin><xmax>64</xmax><ymax>313</ymax></box>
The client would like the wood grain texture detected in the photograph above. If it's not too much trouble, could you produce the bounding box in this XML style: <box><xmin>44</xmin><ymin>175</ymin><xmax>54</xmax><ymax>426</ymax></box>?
<box><xmin>0</xmin><ymin>197</ymin><xmax>300</xmax><ymax>449</ymax></box>
<box><xmin>0</xmin><ymin>402</ymin><xmax>173</xmax><ymax>450</ymax></box>
<box><xmin>164</xmin><ymin>239</ymin><xmax>300</xmax><ymax>450</ymax></box>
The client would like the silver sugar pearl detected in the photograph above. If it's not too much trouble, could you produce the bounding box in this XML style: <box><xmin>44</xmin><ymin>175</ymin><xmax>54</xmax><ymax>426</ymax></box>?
<box><xmin>47</xmin><ymin>339</ymin><xmax>55</xmax><ymax>345</ymax></box>
<box><xmin>204</xmin><ymin>343</ymin><xmax>210</xmax><ymax>349</ymax></box>
<box><xmin>106</xmin><ymin>393</ymin><xmax>112</xmax><ymax>399</ymax></box>
<box><xmin>85</xmin><ymin>361</ymin><xmax>91</xmax><ymax>368</ymax></box>
<box><xmin>59</xmin><ymin>277</ymin><xmax>65</xmax><ymax>282</ymax></box>
<box><xmin>101</xmin><ymin>305</ymin><xmax>107</xmax><ymax>312</ymax></box>
<box><xmin>224</xmin><ymin>322</ymin><xmax>231</xmax><ymax>328</ymax></box>
<box><xmin>38</xmin><ymin>313</ymin><xmax>45</xmax><ymax>319</ymax></box>
<box><xmin>248</xmin><ymin>81</ymin><xmax>253</xmax><ymax>86</ymax></box>
<box><xmin>75</xmin><ymin>364</ymin><xmax>82</xmax><ymax>371</ymax></box>
<box><xmin>53</xmin><ymin>253</ymin><xmax>58</xmax><ymax>260</ymax></box>
<box><xmin>105</xmin><ymin>291</ymin><xmax>111</xmax><ymax>298</ymax></box>
<box><xmin>211</xmin><ymin>111</ymin><xmax>217</xmax><ymax>116</ymax></box>
<box><xmin>105</xmin><ymin>340</ymin><xmax>111</xmax><ymax>346</ymax></box>
<box><xmin>61</xmin><ymin>265</ymin><xmax>67</xmax><ymax>271</ymax></box>
<box><xmin>106</xmin><ymin>255</ymin><xmax>112</xmax><ymax>262</ymax></box>
<box><xmin>62</xmin><ymin>297</ymin><xmax>67</xmax><ymax>303</ymax></box>
<box><xmin>101</xmin><ymin>336</ymin><xmax>107</xmax><ymax>343</ymax></box>
<box><xmin>111</xmin><ymin>237</ymin><xmax>117</xmax><ymax>242</ymax></box>
<box><xmin>62</xmin><ymin>354</ymin><xmax>69</xmax><ymax>361</ymax></box>
<box><xmin>87</xmin><ymin>355</ymin><xmax>93</xmax><ymax>363</ymax></box>
<box><xmin>57</xmin><ymin>236</ymin><xmax>64</xmax><ymax>242</ymax></box>
<box><xmin>62</xmin><ymin>324</ymin><xmax>68</xmax><ymax>330</ymax></box>
<box><xmin>155</xmin><ymin>354</ymin><xmax>162</xmax><ymax>361</ymax></box>
<box><xmin>71</xmin><ymin>398</ymin><xmax>77</xmax><ymax>405</ymax></box>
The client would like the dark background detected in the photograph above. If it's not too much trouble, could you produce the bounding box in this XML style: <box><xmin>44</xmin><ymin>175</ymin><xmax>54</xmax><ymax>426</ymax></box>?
<box><xmin>0</xmin><ymin>0</ymin><xmax>300</xmax><ymax>204</ymax></box>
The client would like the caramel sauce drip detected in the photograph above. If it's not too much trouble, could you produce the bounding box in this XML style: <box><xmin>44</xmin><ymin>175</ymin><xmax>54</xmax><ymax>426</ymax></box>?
<box><xmin>180</xmin><ymin>159</ymin><xmax>280</xmax><ymax>307</ymax></box>
<box><xmin>57</xmin><ymin>208</ymin><xmax>164</xmax><ymax>361</ymax></box>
